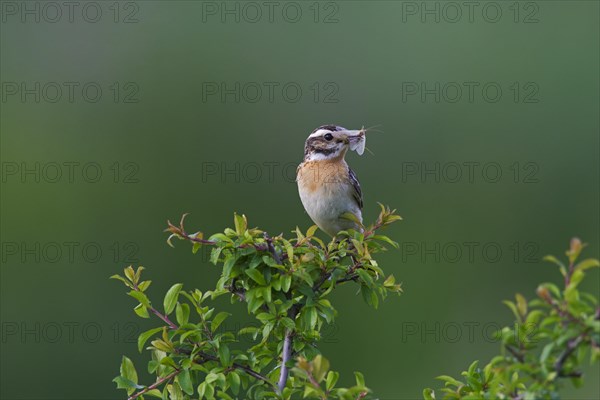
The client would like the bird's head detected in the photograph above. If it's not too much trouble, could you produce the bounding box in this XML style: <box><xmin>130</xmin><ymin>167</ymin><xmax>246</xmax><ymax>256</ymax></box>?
<box><xmin>303</xmin><ymin>125</ymin><xmax>366</xmax><ymax>161</ymax></box>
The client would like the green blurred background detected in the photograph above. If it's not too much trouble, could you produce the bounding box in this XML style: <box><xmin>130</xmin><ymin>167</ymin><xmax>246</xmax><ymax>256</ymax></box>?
<box><xmin>1</xmin><ymin>1</ymin><xmax>598</xmax><ymax>399</ymax></box>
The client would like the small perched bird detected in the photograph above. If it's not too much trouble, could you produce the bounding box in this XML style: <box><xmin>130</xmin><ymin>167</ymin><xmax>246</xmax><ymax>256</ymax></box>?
<box><xmin>297</xmin><ymin>125</ymin><xmax>366</xmax><ymax>236</ymax></box>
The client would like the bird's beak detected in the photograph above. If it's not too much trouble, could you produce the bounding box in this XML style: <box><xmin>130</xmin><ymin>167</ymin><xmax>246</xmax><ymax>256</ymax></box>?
<box><xmin>340</xmin><ymin>128</ymin><xmax>366</xmax><ymax>155</ymax></box>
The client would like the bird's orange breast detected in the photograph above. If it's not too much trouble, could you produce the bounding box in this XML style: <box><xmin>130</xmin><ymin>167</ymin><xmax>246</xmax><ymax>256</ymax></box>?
<box><xmin>297</xmin><ymin>158</ymin><xmax>348</xmax><ymax>194</ymax></box>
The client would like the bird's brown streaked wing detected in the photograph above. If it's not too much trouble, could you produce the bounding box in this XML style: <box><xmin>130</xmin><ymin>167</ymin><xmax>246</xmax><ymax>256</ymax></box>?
<box><xmin>348</xmin><ymin>167</ymin><xmax>363</xmax><ymax>210</ymax></box>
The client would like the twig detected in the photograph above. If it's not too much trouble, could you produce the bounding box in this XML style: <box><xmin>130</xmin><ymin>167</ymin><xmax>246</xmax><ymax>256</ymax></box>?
<box><xmin>505</xmin><ymin>344</ymin><xmax>525</xmax><ymax>363</ymax></box>
<box><xmin>196</xmin><ymin>352</ymin><xmax>274</xmax><ymax>387</ymax></box>
<box><xmin>278</xmin><ymin>330</ymin><xmax>294</xmax><ymax>392</ymax></box>
<box><xmin>148</xmin><ymin>306</ymin><xmax>178</xmax><ymax>330</ymax></box>
<box><xmin>264</xmin><ymin>232</ymin><xmax>283</xmax><ymax>264</ymax></box>
<box><xmin>225</xmin><ymin>284</ymin><xmax>246</xmax><ymax>301</ymax></box>
<box><xmin>554</xmin><ymin>335</ymin><xmax>584</xmax><ymax>376</ymax></box>
<box><xmin>128</xmin><ymin>369</ymin><xmax>180</xmax><ymax>400</ymax></box>
<box><xmin>336</xmin><ymin>274</ymin><xmax>359</xmax><ymax>285</ymax></box>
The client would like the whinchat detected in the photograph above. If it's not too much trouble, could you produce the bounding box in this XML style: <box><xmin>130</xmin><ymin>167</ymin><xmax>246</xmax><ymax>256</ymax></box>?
<box><xmin>296</xmin><ymin>125</ymin><xmax>366</xmax><ymax>236</ymax></box>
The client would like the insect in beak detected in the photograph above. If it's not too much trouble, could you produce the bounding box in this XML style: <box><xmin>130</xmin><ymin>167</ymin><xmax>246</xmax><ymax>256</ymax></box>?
<box><xmin>341</xmin><ymin>127</ymin><xmax>367</xmax><ymax>155</ymax></box>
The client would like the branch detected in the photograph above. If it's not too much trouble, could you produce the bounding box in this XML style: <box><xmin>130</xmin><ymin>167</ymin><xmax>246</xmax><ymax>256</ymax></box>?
<box><xmin>336</xmin><ymin>273</ymin><xmax>359</xmax><ymax>285</ymax></box>
<box><xmin>130</xmin><ymin>279</ymin><xmax>179</xmax><ymax>330</ymax></box>
<box><xmin>554</xmin><ymin>335</ymin><xmax>584</xmax><ymax>376</ymax></box>
<box><xmin>505</xmin><ymin>344</ymin><xmax>525</xmax><ymax>363</ymax></box>
<box><xmin>278</xmin><ymin>329</ymin><xmax>294</xmax><ymax>392</ymax></box>
<box><xmin>128</xmin><ymin>369</ymin><xmax>181</xmax><ymax>400</ymax></box>
<box><xmin>196</xmin><ymin>352</ymin><xmax>274</xmax><ymax>387</ymax></box>
<box><xmin>264</xmin><ymin>232</ymin><xmax>283</xmax><ymax>264</ymax></box>
<box><xmin>148</xmin><ymin>306</ymin><xmax>178</xmax><ymax>330</ymax></box>
<box><xmin>146</xmin><ymin>300</ymin><xmax>270</xmax><ymax>387</ymax></box>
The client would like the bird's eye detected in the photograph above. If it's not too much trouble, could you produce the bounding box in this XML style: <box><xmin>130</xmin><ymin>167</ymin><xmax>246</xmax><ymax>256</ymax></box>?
<box><xmin>324</xmin><ymin>133</ymin><xmax>333</xmax><ymax>141</ymax></box>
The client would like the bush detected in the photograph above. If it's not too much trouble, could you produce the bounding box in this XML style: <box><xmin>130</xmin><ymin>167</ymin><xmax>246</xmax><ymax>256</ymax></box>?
<box><xmin>112</xmin><ymin>205</ymin><xmax>402</xmax><ymax>399</ymax></box>
<box><xmin>111</xmin><ymin>207</ymin><xmax>599</xmax><ymax>400</ymax></box>
<box><xmin>424</xmin><ymin>238</ymin><xmax>599</xmax><ymax>400</ymax></box>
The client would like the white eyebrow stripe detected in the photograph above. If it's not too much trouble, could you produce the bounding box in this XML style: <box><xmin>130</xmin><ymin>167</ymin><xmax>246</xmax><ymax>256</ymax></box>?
<box><xmin>309</xmin><ymin>129</ymin><xmax>330</xmax><ymax>138</ymax></box>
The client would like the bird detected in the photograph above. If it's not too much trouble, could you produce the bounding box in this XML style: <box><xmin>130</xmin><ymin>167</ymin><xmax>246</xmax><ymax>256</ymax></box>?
<box><xmin>296</xmin><ymin>125</ymin><xmax>367</xmax><ymax>236</ymax></box>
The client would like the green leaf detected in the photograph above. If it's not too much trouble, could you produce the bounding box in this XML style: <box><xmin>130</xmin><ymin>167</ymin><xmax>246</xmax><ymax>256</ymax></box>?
<box><xmin>168</xmin><ymin>381</ymin><xmax>185</xmax><ymax>400</ymax></box>
<box><xmin>120</xmin><ymin>356</ymin><xmax>138</xmax><ymax>395</ymax></box>
<box><xmin>192</xmin><ymin>242</ymin><xmax>201</xmax><ymax>254</ymax></box>
<box><xmin>223</xmin><ymin>256</ymin><xmax>236</xmax><ymax>278</ymax></box>
<box><xmin>543</xmin><ymin>255</ymin><xmax>566</xmax><ymax>270</ymax></box>
<box><xmin>354</xmin><ymin>371</ymin><xmax>365</xmax><ymax>387</ymax></box>
<box><xmin>110</xmin><ymin>274</ymin><xmax>132</xmax><ymax>287</ymax></box>
<box><xmin>540</xmin><ymin>343</ymin><xmax>554</xmax><ymax>364</ymax></box>
<box><xmin>296</xmin><ymin>270</ymin><xmax>314</xmax><ymax>287</ymax></box>
<box><xmin>370</xmin><ymin>234</ymin><xmax>399</xmax><ymax>248</ymax></box>
<box><xmin>234</xmin><ymin>213</ymin><xmax>247</xmax><ymax>234</ymax></box>
<box><xmin>138</xmin><ymin>327</ymin><xmax>163</xmax><ymax>353</ymax></box>
<box><xmin>312</xmin><ymin>355</ymin><xmax>330</xmax><ymax>383</ymax></box>
<box><xmin>205</xmin><ymin>372</ymin><xmax>219</xmax><ymax>384</ymax></box>
<box><xmin>245</xmin><ymin>268</ymin><xmax>266</xmax><ymax>285</ymax></box>
<box><xmin>283</xmin><ymin>239</ymin><xmax>294</xmax><ymax>261</ymax></box>
<box><xmin>304</xmin><ymin>307</ymin><xmax>317</xmax><ymax>329</ymax></box>
<box><xmin>128</xmin><ymin>290</ymin><xmax>150</xmax><ymax>307</ymax></box>
<box><xmin>306</xmin><ymin>225</ymin><xmax>318</xmax><ymax>237</ymax></box>
<box><xmin>228</xmin><ymin>371</ymin><xmax>240</xmax><ymax>395</ymax></box>
<box><xmin>219</xmin><ymin>344</ymin><xmax>231</xmax><ymax>366</ymax></box>
<box><xmin>282</xmin><ymin>274</ymin><xmax>292</xmax><ymax>292</ymax></box>
<box><xmin>503</xmin><ymin>300</ymin><xmax>520</xmax><ymax>321</ymax></box>
<box><xmin>575</xmin><ymin>258</ymin><xmax>599</xmax><ymax>272</ymax></box>
<box><xmin>143</xmin><ymin>389</ymin><xmax>163</xmax><ymax>398</ymax></box>
<box><xmin>210</xmin><ymin>247</ymin><xmax>223</xmax><ymax>264</ymax></box>
<box><xmin>178</xmin><ymin>369</ymin><xmax>194</xmax><ymax>395</ymax></box>
<box><xmin>163</xmin><ymin>283</ymin><xmax>183</xmax><ymax>315</ymax></box>
<box><xmin>124</xmin><ymin>266</ymin><xmax>135</xmax><ymax>282</ymax></box>
<box><xmin>341</xmin><ymin>211</ymin><xmax>362</xmax><ymax>226</ymax></box>
<box><xmin>256</xmin><ymin>312</ymin><xmax>275</xmax><ymax>323</ymax></box>
<box><xmin>151</xmin><ymin>339</ymin><xmax>173</xmax><ymax>353</ymax></box>
<box><xmin>176</xmin><ymin>302</ymin><xmax>190</xmax><ymax>325</ymax></box>
<box><xmin>211</xmin><ymin>311</ymin><xmax>230</xmax><ymax>333</ymax></box>
<box><xmin>326</xmin><ymin>371</ymin><xmax>339</xmax><ymax>391</ymax></box>
<box><xmin>436</xmin><ymin>375</ymin><xmax>462</xmax><ymax>387</ymax></box>
<box><xmin>357</xmin><ymin>269</ymin><xmax>373</xmax><ymax>286</ymax></box>
<box><xmin>134</xmin><ymin>304</ymin><xmax>150</xmax><ymax>318</ymax></box>
<box><xmin>515</xmin><ymin>293</ymin><xmax>527</xmax><ymax>317</ymax></box>
<box><xmin>198</xmin><ymin>381</ymin><xmax>215</xmax><ymax>400</ymax></box>
<box><xmin>423</xmin><ymin>388</ymin><xmax>436</xmax><ymax>400</ymax></box>
<box><xmin>112</xmin><ymin>376</ymin><xmax>139</xmax><ymax>394</ymax></box>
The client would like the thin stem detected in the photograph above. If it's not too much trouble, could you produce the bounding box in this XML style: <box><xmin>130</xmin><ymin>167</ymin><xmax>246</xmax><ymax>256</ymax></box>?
<box><xmin>278</xmin><ymin>329</ymin><xmax>294</xmax><ymax>392</ymax></box>
<box><xmin>148</xmin><ymin>306</ymin><xmax>178</xmax><ymax>330</ymax></box>
<box><xmin>146</xmin><ymin>299</ymin><xmax>272</xmax><ymax>388</ymax></box>
<box><xmin>554</xmin><ymin>335</ymin><xmax>584</xmax><ymax>375</ymax></box>
<box><xmin>128</xmin><ymin>369</ymin><xmax>180</xmax><ymax>400</ymax></box>
<box><xmin>505</xmin><ymin>344</ymin><xmax>525</xmax><ymax>363</ymax></box>
<box><xmin>336</xmin><ymin>274</ymin><xmax>359</xmax><ymax>285</ymax></box>
<box><xmin>264</xmin><ymin>232</ymin><xmax>282</xmax><ymax>264</ymax></box>
<box><xmin>196</xmin><ymin>352</ymin><xmax>274</xmax><ymax>387</ymax></box>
